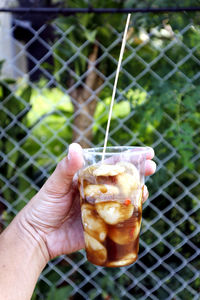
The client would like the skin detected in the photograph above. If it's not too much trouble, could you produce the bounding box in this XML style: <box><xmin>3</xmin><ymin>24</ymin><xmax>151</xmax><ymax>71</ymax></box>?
<box><xmin>0</xmin><ymin>143</ymin><xmax>156</xmax><ymax>300</ymax></box>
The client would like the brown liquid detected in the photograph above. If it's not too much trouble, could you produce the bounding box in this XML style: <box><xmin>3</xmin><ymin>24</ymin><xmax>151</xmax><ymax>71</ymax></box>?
<box><xmin>79</xmin><ymin>165</ymin><xmax>142</xmax><ymax>267</ymax></box>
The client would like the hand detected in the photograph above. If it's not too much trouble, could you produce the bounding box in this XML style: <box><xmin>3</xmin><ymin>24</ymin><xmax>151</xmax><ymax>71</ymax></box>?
<box><xmin>19</xmin><ymin>143</ymin><xmax>156</xmax><ymax>262</ymax></box>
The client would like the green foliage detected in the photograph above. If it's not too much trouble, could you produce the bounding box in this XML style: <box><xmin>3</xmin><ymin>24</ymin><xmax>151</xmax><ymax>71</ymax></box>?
<box><xmin>0</xmin><ymin>62</ymin><xmax>32</xmax><ymax>221</ymax></box>
<box><xmin>1</xmin><ymin>2</ymin><xmax>200</xmax><ymax>299</ymax></box>
<box><xmin>52</xmin><ymin>1</ymin><xmax>132</xmax><ymax>87</ymax></box>
<box><xmin>22</xmin><ymin>85</ymin><xmax>73</xmax><ymax>164</ymax></box>
<box><xmin>46</xmin><ymin>286</ymin><xmax>73</xmax><ymax>300</ymax></box>
<box><xmin>89</xmin><ymin>275</ymin><xmax>122</xmax><ymax>300</ymax></box>
<box><xmin>138</xmin><ymin>82</ymin><xmax>199</xmax><ymax>168</ymax></box>
<box><xmin>31</xmin><ymin>285</ymin><xmax>73</xmax><ymax>300</ymax></box>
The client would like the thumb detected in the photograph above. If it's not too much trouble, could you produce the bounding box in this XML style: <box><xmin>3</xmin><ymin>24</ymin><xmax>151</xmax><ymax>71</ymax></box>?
<box><xmin>43</xmin><ymin>143</ymin><xmax>84</xmax><ymax>196</ymax></box>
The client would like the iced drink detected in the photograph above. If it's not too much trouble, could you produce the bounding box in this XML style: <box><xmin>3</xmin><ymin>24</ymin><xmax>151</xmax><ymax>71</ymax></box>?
<box><xmin>78</xmin><ymin>146</ymin><xmax>148</xmax><ymax>267</ymax></box>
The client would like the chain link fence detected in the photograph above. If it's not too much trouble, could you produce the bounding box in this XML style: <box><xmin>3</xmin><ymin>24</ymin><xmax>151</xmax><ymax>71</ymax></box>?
<box><xmin>0</xmin><ymin>7</ymin><xmax>200</xmax><ymax>300</ymax></box>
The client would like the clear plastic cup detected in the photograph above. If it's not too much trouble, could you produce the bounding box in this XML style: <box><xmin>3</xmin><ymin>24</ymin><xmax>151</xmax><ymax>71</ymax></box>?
<box><xmin>78</xmin><ymin>146</ymin><xmax>150</xmax><ymax>267</ymax></box>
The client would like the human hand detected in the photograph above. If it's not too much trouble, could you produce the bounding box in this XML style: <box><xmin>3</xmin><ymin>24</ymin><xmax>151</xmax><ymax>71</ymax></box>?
<box><xmin>18</xmin><ymin>143</ymin><xmax>156</xmax><ymax>262</ymax></box>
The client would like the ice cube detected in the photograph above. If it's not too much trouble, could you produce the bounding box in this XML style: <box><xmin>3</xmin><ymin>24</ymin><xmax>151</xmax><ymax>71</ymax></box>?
<box><xmin>108</xmin><ymin>220</ymin><xmax>141</xmax><ymax>245</ymax></box>
<box><xmin>84</xmin><ymin>232</ymin><xmax>107</xmax><ymax>265</ymax></box>
<box><xmin>106</xmin><ymin>252</ymin><xmax>137</xmax><ymax>267</ymax></box>
<box><xmin>116</xmin><ymin>162</ymin><xmax>139</xmax><ymax>176</ymax></box>
<box><xmin>78</xmin><ymin>165</ymin><xmax>98</xmax><ymax>185</ymax></box>
<box><xmin>84</xmin><ymin>184</ymin><xmax>119</xmax><ymax>198</ymax></box>
<box><xmin>95</xmin><ymin>201</ymin><xmax>134</xmax><ymax>225</ymax></box>
<box><xmin>131</xmin><ymin>189</ymin><xmax>143</xmax><ymax>208</ymax></box>
<box><xmin>81</xmin><ymin>204</ymin><xmax>107</xmax><ymax>242</ymax></box>
<box><xmin>93</xmin><ymin>164</ymin><xmax>125</xmax><ymax>176</ymax></box>
<box><xmin>116</xmin><ymin>172</ymin><xmax>139</xmax><ymax>197</ymax></box>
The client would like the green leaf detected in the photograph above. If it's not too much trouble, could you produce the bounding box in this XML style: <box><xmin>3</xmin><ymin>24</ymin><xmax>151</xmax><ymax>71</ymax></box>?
<box><xmin>84</xmin><ymin>29</ymin><xmax>97</xmax><ymax>43</ymax></box>
<box><xmin>154</xmin><ymin>108</ymin><xmax>163</xmax><ymax>123</ymax></box>
<box><xmin>0</xmin><ymin>86</ymin><xmax>3</xmax><ymax>97</ymax></box>
<box><xmin>6</xmin><ymin>143</ymin><xmax>19</xmax><ymax>178</ymax></box>
<box><xmin>20</xmin><ymin>86</ymin><xmax>32</xmax><ymax>102</ymax></box>
<box><xmin>4</xmin><ymin>78</ymin><xmax>16</xmax><ymax>84</ymax></box>
<box><xmin>98</xmin><ymin>26</ymin><xmax>111</xmax><ymax>40</ymax></box>
<box><xmin>46</xmin><ymin>286</ymin><xmax>73</xmax><ymax>300</ymax></box>
<box><xmin>80</xmin><ymin>13</ymin><xmax>94</xmax><ymax>27</ymax></box>
<box><xmin>0</xmin><ymin>59</ymin><xmax>5</xmax><ymax>74</ymax></box>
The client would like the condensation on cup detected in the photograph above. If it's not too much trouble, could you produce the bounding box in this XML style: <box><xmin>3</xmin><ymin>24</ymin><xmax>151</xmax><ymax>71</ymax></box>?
<box><xmin>78</xmin><ymin>146</ymin><xmax>150</xmax><ymax>267</ymax></box>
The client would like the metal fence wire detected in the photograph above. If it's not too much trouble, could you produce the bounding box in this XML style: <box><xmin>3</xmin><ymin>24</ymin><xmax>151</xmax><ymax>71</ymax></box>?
<box><xmin>0</xmin><ymin>7</ymin><xmax>200</xmax><ymax>300</ymax></box>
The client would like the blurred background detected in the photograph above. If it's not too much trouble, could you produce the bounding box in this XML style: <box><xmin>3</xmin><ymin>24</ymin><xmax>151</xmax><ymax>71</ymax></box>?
<box><xmin>0</xmin><ymin>0</ymin><xmax>200</xmax><ymax>299</ymax></box>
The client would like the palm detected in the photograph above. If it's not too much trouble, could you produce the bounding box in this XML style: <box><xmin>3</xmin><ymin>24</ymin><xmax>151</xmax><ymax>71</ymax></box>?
<box><xmin>45</xmin><ymin>188</ymin><xmax>84</xmax><ymax>259</ymax></box>
<box><xmin>27</xmin><ymin>181</ymin><xmax>85</xmax><ymax>260</ymax></box>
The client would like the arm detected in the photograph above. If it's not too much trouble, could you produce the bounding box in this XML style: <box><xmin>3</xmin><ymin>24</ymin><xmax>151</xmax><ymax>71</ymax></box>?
<box><xmin>0</xmin><ymin>214</ymin><xmax>47</xmax><ymax>300</ymax></box>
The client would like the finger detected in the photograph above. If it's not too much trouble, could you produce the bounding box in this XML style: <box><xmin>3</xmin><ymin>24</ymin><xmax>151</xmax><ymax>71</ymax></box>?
<box><xmin>43</xmin><ymin>143</ymin><xmax>84</xmax><ymax>195</ymax></box>
<box><xmin>104</xmin><ymin>147</ymin><xmax>155</xmax><ymax>165</ymax></box>
<box><xmin>145</xmin><ymin>147</ymin><xmax>155</xmax><ymax>160</ymax></box>
<box><xmin>142</xmin><ymin>185</ymin><xmax>149</xmax><ymax>203</ymax></box>
<box><xmin>145</xmin><ymin>160</ymin><xmax>156</xmax><ymax>176</ymax></box>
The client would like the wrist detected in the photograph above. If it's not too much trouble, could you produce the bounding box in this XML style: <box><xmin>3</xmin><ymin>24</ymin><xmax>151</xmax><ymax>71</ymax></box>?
<box><xmin>0</xmin><ymin>210</ymin><xmax>49</xmax><ymax>300</ymax></box>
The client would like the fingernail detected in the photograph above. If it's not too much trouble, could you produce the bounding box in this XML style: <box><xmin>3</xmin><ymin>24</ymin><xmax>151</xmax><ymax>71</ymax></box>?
<box><xmin>68</xmin><ymin>143</ymin><xmax>82</xmax><ymax>162</ymax></box>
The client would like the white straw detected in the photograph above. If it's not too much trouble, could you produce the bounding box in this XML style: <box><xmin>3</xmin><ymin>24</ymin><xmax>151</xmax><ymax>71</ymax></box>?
<box><xmin>102</xmin><ymin>13</ymin><xmax>131</xmax><ymax>161</ymax></box>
